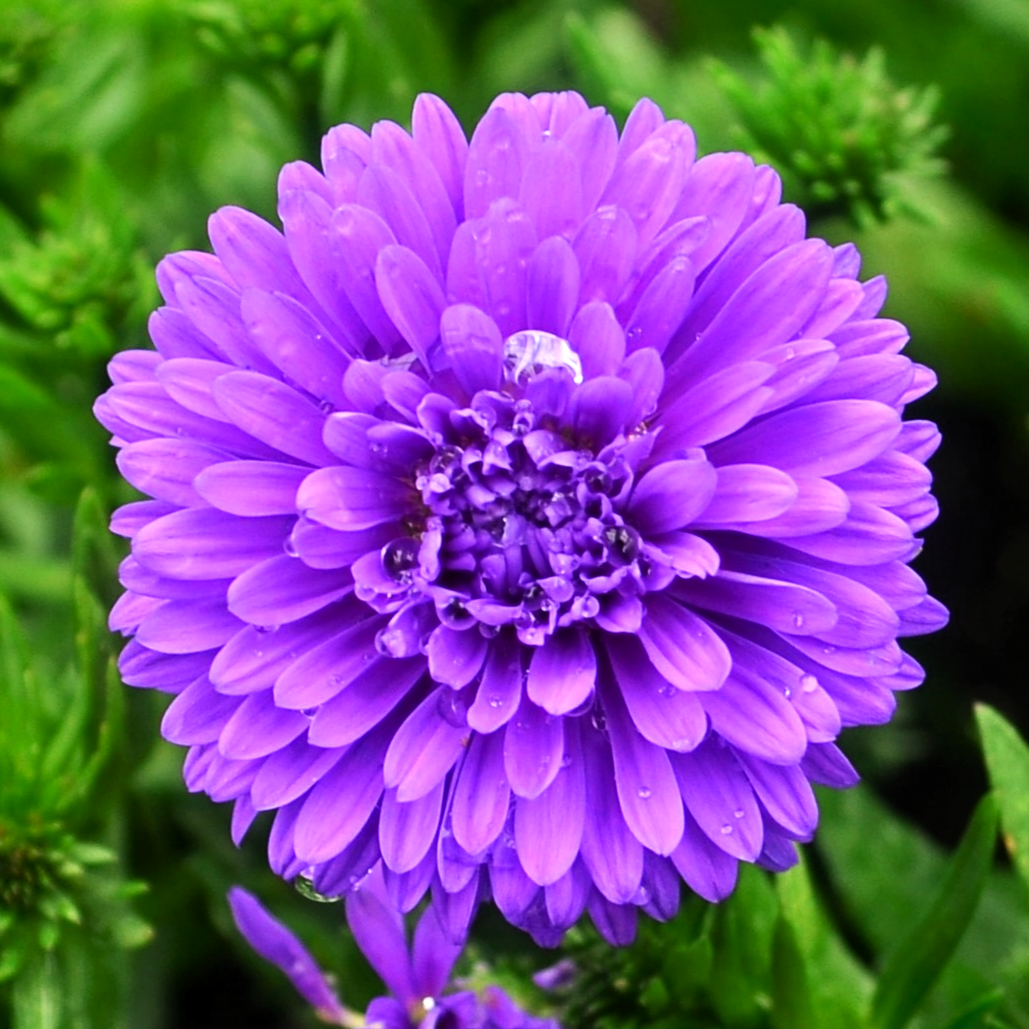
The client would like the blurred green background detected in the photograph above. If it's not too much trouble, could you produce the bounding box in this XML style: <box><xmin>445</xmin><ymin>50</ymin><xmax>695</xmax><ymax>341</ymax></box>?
<box><xmin>2</xmin><ymin>0</ymin><xmax>1029</xmax><ymax>1026</ymax></box>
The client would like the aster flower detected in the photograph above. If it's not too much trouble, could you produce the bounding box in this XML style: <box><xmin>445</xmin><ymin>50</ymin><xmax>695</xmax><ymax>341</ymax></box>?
<box><xmin>228</xmin><ymin>874</ymin><xmax>559</xmax><ymax>1028</ymax></box>
<box><xmin>96</xmin><ymin>90</ymin><xmax>947</xmax><ymax>946</ymax></box>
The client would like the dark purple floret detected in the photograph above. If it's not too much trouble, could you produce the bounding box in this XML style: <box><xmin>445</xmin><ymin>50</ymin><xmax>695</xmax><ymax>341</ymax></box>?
<box><xmin>97</xmin><ymin>90</ymin><xmax>948</xmax><ymax>947</ymax></box>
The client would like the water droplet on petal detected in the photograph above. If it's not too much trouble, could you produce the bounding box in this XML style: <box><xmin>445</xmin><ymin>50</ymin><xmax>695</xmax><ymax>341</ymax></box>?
<box><xmin>488</xmin><ymin>694</ymin><xmax>505</xmax><ymax>709</ymax></box>
<box><xmin>792</xmin><ymin>612</ymin><xmax>805</xmax><ymax>629</ymax></box>
<box><xmin>503</xmin><ymin>330</ymin><xmax>584</xmax><ymax>384</ymax></box>
<box><xmin>800</xmin><ymin>673</ymin><xmax>818</xmax><ymax>693</ymax></box>
<box><xmin>733</xmin><ymin>808</ymin><xmax>745</xmax><ymax>819</ymax></box>
<box><xmin>720</xmin><ymin>824</ymin><xmax>733</xmax><ymax>836</ymax></box>
<box><xmin>637</xmin><ymin>786</ymin><xmax>652</xmax><ymax>800</ymax></box>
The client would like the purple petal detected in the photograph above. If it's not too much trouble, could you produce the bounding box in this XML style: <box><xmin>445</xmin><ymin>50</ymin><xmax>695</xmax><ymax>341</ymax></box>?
<box><xmin>578</xmin><ymin>723</ymin><xmax>644</xmax><ymax>903</ymax></box>
<box><xmin>569</xmin><ymin>301</ymin><xmax>625</xmax><ymax>379</ymax></box>
<box><xmin>603</xmin><ymin>679</ymin><xmax>684</xmax><ymax>855</ymax></box>
<box><xmin>700</xmin><ymin>668</ymin><xmax>808</xmax><ymax>765</ymax></box>
<box><xmin>344</xmin><ymin>867</ymin><xmax>416</xmax><ymax>1003</ymax></box>
<box><xmin>384</xmin><ymin>687</ymin><xmax>467</xmax><ymax>802</ymax></box>
<box><xmin>694</xmin><ymin>464</ymin><xmax>798</xmax><ymax>526</ymax></box>
<box><xmin>671</xmin><ymin>740</ymin><xmax>763</xmax><ymax>860</ymax></box>
<box><xmin>737</xmin><ymin>753</ymin><xmax>818</xmax><ymax>839</ymax></box>
<box><xmin>376</xmin><ymin>244</ymin><xmax>446</xmax><ymax>367</ymax></box>
<box><xmin>426</xmin><ymin>624</ymin><xmax>489</xmax><ymax>689</ymax></box>
<box><xmin>451</xmin><ymin>732</ymin><xmax>511</xmax><ymax>855</ymax></box>
<box><xmin>218</xmin><ymin>691</ymin><xmax>309</xmax><ymax>760</ymax></box>
<box><xmin>307</xmin><ymin>656</ymin><xmax>426</xmax><ymax>747</ymax></box>
<box><xmin>297</xmin><ymin>465</ymin><xmax>411</xmax><ymax>532</ymax></box>
<box><xmin>439</xmin><ymin>304</ymin><xmax>503</xmax><ymax>397</ymax></box>
<box><xmin>515</xmin><ymin>719</ymin><xmax>586</xmax><ymax>885</ymax></box>
<box><xmin>212</xmin><ymin>371</ymin><xmax>337</xmax><ymax>466</ymax></box>
<box><xmin>627</xmin><ymin>455</ymin><xmax>718</xmax><ymax>535</ymax></box>
<box><xmin>467</xmin><ymin>631</ymin><xmax>524</xmax><ymax>733</ymax></box>
<box><xmin>194</xmin><ymin>460</ymin><xmax>306</xmax><ymax>516</ymax></box>
<box><xmin>573</xmin><ymin>206</ymin><xmax>637</xmax><ymax>306</ymax></box>
<box><xmin>250</xmin><ymin>739</ymin><xmax>346</xmax><ymax>810</ymax></box>
<box><xmin>411</xmin><ymin>904</ymin><xmax>463</xmax><ymax>999</ymax></box>
<box><xmin>707</xmin><ymin>399</ymin><xmax>901</xmax><ymax>478</ymax></box>
<box><xmin>526</xmin><ymin>629</ymin><xmax>596</xmax><ymax>715</ymax></box>
<box><xmin>292</xmin><ymin>729</ymin><xmax>386</xmax><ymax>863</ymax></box>
<box><xmin>240</xmin><ymin>289</ymin><xmax>353</xmax><ymax>404</ymax></box>
<box><xmin>671</xmin><ymin>569</ymin><xmax>837</xmax><ymax>637</ymax></box>
<box><xmin>503</xmin><ymin>693</ymin><xmax>564</xmax><ymax>799</ymax></box>
<box><xmin>132</xmin><ymin>508</ymin><xmax>291</xmax><ymax>579</ymax></box>
<box><xmin>639</xmin><ymin>595</ymin><xmax>731</xmax><ymax>692</ymax></box>
<box><xmin>116</xmin><ymin>438</ymin><xmax>225</xmax><ymax>506</ymax></box>
<box><xmin>227</xmin><ymin>557</ymin><xmax>352</xmax><ymax>626</ymax></box>
<box><xmin>605</xmin><ymin>635</ymin><xmax>707</xmax><ymax>752</ymax></box>
<box><xmin>526</xmin><ymin>235</ymin><xmax>580</xmax><ymax>336</ymax></box>
<box><xmin>657</xmin><ymin>360</ymin><xmax>775</xmax><ymax>453</ymax></box>
<box><xmin>380</xmin><ymin>781</ymin><xmax>445</xmax><ymax>874</ymax></box>
<box><xmin>228</xmin><ymin>888</ymin><xmax>346</xmax><ymax>1022</ymax></box>
<box><xmin>671</xmin><ymin>809</ymin><xmax>739</xmax><ymax>902</ymax></box>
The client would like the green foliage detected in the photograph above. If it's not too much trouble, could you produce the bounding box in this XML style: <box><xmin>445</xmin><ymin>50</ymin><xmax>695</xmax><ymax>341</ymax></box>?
<box><xmin>709</xmin><ymin>27</ymin><xmax>947</xmax><ymax>227</ymax></box>
<box><xmin>0</xmin><ymin>492</ymin><xmax>148</xmax><ymax>1027</ymax></box>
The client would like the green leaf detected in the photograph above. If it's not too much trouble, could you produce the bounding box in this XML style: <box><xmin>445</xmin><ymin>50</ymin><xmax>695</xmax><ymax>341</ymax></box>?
<box><xmin>708</xmin><ymin>863</ymin><xmax>779</xmax><ymax>1027</ymax></box>
<box><xmin>976</xmin><ymin>704</ymin><xmax>1029</xmax><ymax>894</ymax></box>
<box><xmin>775</xmin><ymin>855</ymin><xmax>871</xmax><ymax>1029</ymax></box>
<box><xmin>771</xmin><ymin>915</ymin><xmax>816</xmax><ymax>1029</ymax></box>
<box><xmin>11</xmin><ymin>952</ymin><xmax>62</xmax><ymax>1029</ymax></box>
<box><xmin>871</xmin><ymin>793</ymin><xmax>999</xmax><ymax>1029</ymax></box>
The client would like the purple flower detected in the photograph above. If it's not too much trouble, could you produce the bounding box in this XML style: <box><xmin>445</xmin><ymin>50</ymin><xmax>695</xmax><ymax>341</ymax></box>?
<box><xmin>97</xmin><ymin>91</ymin><xmax>947</xmax><ymax>946</ymax></box>
<box><xmin>229</xmin><ymin>874</ymin><xmax>559</xmax><ymax>1028</ymax></box>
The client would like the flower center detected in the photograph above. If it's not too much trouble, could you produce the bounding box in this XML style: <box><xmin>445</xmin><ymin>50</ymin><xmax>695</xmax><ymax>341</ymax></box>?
<box><xmin>366</xmin><ymin>390</ymin><xmax>652</xmax><ymax>648</ymax></box>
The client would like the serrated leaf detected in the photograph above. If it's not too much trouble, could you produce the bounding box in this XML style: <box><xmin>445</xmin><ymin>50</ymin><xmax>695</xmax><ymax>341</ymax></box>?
<box><xmin>871</xmin><ymin>793</ymin><xmax>999</xmax><ymax>1029</ymax></box>
<box><xmin>976</xmin><ymin>704</ymin><xmax>1029</xmax><ymax>893</ymax></box>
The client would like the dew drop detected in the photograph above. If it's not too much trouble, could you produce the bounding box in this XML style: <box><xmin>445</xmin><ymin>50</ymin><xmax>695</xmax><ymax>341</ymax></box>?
<box><xmin>800</xmin><ymin>673</ymin><xmax>818</xmax><ymax>693</ymax></box>
<box><xmin>792</xmin><ymin>612</ymin><xmax>805</xmax><ymax>629</ymax></box>
<box><xmin>720</xmin><ymin>824</ymin><xmax>733</xmax><ymax>836</ymax></box>
<box><xmin>637</xmin><ymin>786</ymin><xmax>652</xmax><ymax>800</ymax></box>
<box><xmin>783</xmin><ymin>686</ymin><xmax>792</xmax><ymax>699</ymax></box>
<box><xmin>502</xmin><ymin>329</ymin><xmax>584</xmax><ymax>384</ymax></box>
<box><xmin>488</xmin><ymin>694</ymin><xmax>505</xmax><ymax>709</ymax></box>
<box><xmin>733</xmin><ymin>808</ymin><xmax>745</xmax><ymax>819</ymax></box>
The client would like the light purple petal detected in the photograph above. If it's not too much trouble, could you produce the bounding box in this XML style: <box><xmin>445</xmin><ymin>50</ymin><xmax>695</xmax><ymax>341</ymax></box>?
<box><xmin>451</xmin><ymin>732</ymin><xmax>511</xmax><ymax>855</ymax></box>
<box><xmin>603</xmin><ymin>680</ymin><xmax>684</xmax><ymax>855</ymax></box>
<box><xmin>526</xmin><ymin>629</ymin><xmax>596</xmax><ymax>715</ymax></box>
<box><xmin>503</xmin><ymin>693</ymin><xmax>564</xmax><ymax>799</ymax></box>
<box><xmin>671</xmin><ymin>740</ymin><xmax>763</xmax><ymax>861</ymax></box>
<box><xmin>639</xmin><ymin>595</ymin><xmax>731</xmax><ymax>692</ymax></box>
<box><xmin>605</xmin><ymin>635</ymin><xmax>707</xmax><ymax>752</ymax></box>
<box><xmin>380</xmin><ymin>781</ymin><xmax>445</xmax><ymax>874</ymax></box>
<box><xmin>383</xmin><ymin>687</ymin><xmax>467</xmax><ymax>802</ymax></box>
<box><xmin>228</xmin><ymin>888</ymin><xmax>346</xmax><ymax>1022</ymax></box>
<box><xmin>515</xmin><ymin>719</ymin><xmax>586</xmax><ymax>885</ymax></box>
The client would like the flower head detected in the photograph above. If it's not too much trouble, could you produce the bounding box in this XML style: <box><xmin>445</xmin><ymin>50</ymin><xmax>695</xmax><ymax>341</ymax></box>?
<box><xmin>229</xmin><ymin>874</ymin><xmax>559</xmax><ymax>1028</ymax></box>
<box><xmin>97</xmin><ymin>91</ymin><xmax>947</xmax><ymax>946</ymax></box>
